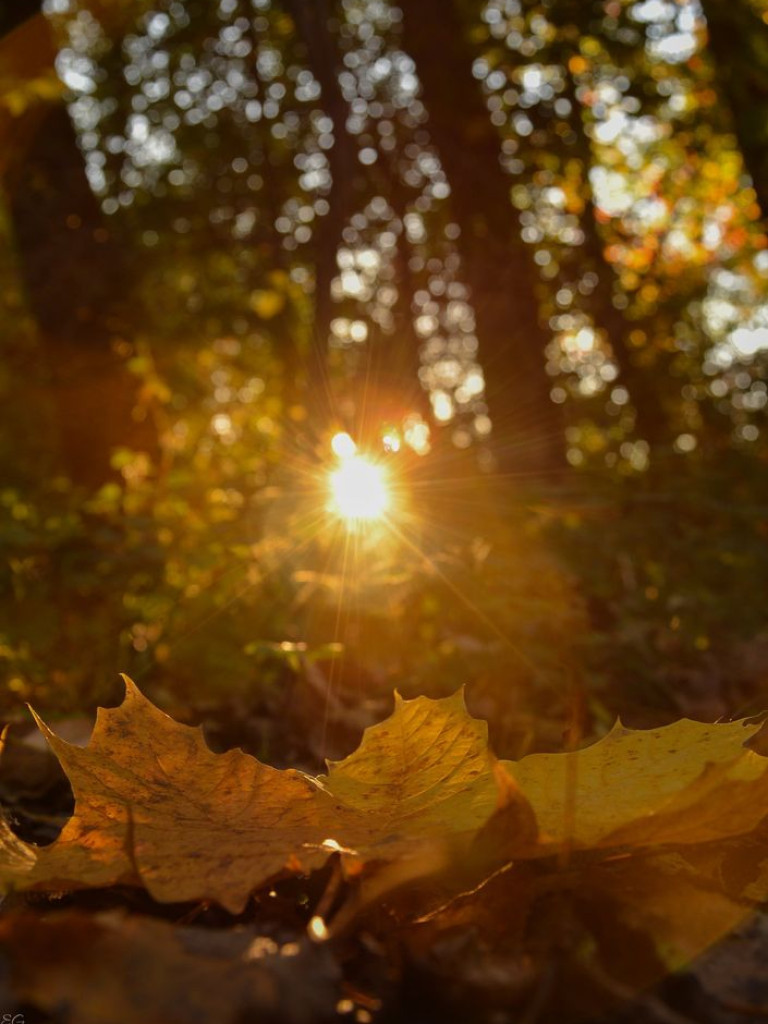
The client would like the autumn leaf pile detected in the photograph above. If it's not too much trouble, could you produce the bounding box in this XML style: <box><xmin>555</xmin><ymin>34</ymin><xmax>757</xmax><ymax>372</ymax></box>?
<box><xmin>2</xmin><ymin>678</ymin><xmax>768</xmax><ymax>1023</ymax></box>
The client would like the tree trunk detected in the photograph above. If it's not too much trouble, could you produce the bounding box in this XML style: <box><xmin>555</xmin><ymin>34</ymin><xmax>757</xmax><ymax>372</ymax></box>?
<box><xmin>548</xmin><ymin>12</ymin><xmax>672</xmax><ymax>446</ymax></box>
<box><xmin>2</xmin><ymin>6</ymin><xmax>157</xmax><ymax>487</ymax></box>
<box><xmin>282</xmin><ymin>0</ymin><xmax>359</xmax><ymax>427</ymax></box>
<box><xmin>398</xmin><ymin>0</ymin><xmax>564</xmax><ymax>479</ymax></box>
<box><xmin>700</xmin><ymin>0</ymin><xmax>768</xmax><ymax>222</ymax></box>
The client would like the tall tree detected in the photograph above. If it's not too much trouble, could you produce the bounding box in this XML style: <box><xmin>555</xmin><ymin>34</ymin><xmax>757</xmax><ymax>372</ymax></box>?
<box><xmin>2</xmin><ymin>4</ymin><xmax>156</xmax><ymax>486</ymax></box>
<box><xmin>399</xmin><ymin>0</ymin><xmax>564</xmax><ymax>478</ymax></box>
<box><xmin>700</xmin><ymin>0</ymin><xmax>768</xmax><ymax>221</ymax></box>
<box><xmin>547</xmin><ymin>0</ymin><xmax>673</xmax><ymax>446</ymax></box>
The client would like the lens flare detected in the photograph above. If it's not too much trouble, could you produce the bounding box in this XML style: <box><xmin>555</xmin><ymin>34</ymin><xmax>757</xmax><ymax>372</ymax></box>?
<box><xmin>330</xmin><ymin>431</ymin><xmax>357</xmax><ymax>460</ymax></box>
<box><xmin>329</xmin><ymin>455</ymin><xmax>389</xmax><ymax>522</ymax></box>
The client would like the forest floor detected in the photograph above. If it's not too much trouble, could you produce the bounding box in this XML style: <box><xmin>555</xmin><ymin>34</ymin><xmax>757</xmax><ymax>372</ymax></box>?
<box><xmin>2</xmin><ymin>683</ymin><xmax>768</xmax><ymax>1024</ymax></box>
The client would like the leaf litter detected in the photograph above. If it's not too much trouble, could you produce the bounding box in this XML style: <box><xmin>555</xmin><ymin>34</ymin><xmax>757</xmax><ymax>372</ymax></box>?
<box><xmin>2</xmin><ymin>677</ymin><xmax>768</xmax><ymax>1023</ymax></box>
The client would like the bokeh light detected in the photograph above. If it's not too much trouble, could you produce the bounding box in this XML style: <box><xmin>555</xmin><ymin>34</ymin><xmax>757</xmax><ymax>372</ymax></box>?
<box><xmin>330</xmin><ymin>431</ymin><xmax>357</xmax><ymax>460</ymax></box>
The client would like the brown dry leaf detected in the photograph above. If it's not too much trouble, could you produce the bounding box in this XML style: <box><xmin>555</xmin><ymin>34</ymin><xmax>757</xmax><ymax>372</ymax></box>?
<box><xmin>395</xmin><ymin>715</ymin><xmax>768</xmax><ymax>1018</ymax></box>
<box><xmin>1</xmin><ymin>680</ymin><xmax>518</xmax><ymax>911</ymax></box>
<box><xmin>401</xmin><ymin>717</ymin><xmax>768</xmax><ymax>1019</ymax></box>
<box><xmin>581</xmin><ymin>851</ymin><xmax>753</xmax><ymax>976</ymax></box>
<box><xmin>15</xmin><ymin>679</ymin><xmax>340</xmax><ymax>912</ymax></box>
<box><xmin>0</xmin><ymin>816</ymin><xmax>34</xmax><ymax>881</ymax></box>
<box><xmin>403</xmin><ymin>848</ymin><xmax>761</xmax><ymax>1023</ymax></box>
<box><xmin>4</xmin><ymin>676</ymin><xmax>768</xmax><ymax>955</ymax></box>
<box><xmin>503</xmin><ymin>716</ymin><xmax>768</xmax><ymax>853</ymax></box>
<box><xmin>0</xmin><ymin>910</ymin><xmax>338</xmax><ymax>1024</ymax></box>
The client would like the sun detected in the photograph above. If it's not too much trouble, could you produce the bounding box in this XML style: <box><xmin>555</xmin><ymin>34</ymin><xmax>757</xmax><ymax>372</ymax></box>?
<box><xmin>329</xmin><ymin>456</ymin><xmax>390</xmax><ymax>522</ymax></box>
<box><xmin>328</xmin><ymin>434</ymin><xmax>390</xmax><ymax>523</ymax></box>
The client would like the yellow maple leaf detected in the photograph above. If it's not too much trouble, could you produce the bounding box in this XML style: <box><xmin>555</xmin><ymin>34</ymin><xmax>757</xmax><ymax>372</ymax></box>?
<box><xmin>4</xmin><ymin>684</ymin><xmax>768</xmax><ymax>1014</ymax></box>
<box><xmin>502</xmin><ymin>716</ymin><xmax>768</xmax><ymax>852</ymax></box>
<box><xmin>4</xmin><ymin>679</ymin><xmax>768</xmax><ymax>942</ymax></box>
<box><xmin>1</xmin><ymin>680</ymin><xmax>516</xmax><ymax>912</ymax></box>
<box><xmin>324</xmin><ymin>690</ymin><xmax>506</xmax><ymax>860</ymax></box>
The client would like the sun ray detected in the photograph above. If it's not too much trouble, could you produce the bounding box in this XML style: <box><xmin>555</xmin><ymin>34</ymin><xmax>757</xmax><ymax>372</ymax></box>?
<box><xmin>380</xmin><ymin>514</ymin><xmax>541</xmax><ymax>676</ymax></box>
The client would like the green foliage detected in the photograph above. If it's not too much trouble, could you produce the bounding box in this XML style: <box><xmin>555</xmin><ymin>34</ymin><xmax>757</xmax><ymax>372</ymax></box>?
<box><xmin>553</xmin><ymin>454</ymin><xmax>768</xmax><ymax>717</ymax></box>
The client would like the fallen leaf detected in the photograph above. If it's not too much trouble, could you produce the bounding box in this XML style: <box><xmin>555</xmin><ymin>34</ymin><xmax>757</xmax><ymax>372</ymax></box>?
<box><xmin>12</xmin><ymin>680</ymin><xmax>340</xmax><ymax>912</ymax></box>
<box><xmin>324</xmin><ymin>690</ymin><xmax>511</xmax><ymax>860</ymax></box>
<box><xmin>0</xmin><ymin>815</ymin><xmax>35</xmax><ymax>883</ymax></box>
<box><xmin>1</xmin><ymin>680</ymin><xmax>520</xmax><ymax>912</ymax></box>
<box><xmin>503</xmin><ymin>717</ymin><xmax>768</xmax><ymax>852</ymax></box>
<box><xmin>580</xmin><ymin>851</ymin><xmax>751</xmax><ymax>975</ymax></box>
<box><xmin>4</xmin><ymin>675</ymin><xmax>768</xmax><ymax>987</ymax></box>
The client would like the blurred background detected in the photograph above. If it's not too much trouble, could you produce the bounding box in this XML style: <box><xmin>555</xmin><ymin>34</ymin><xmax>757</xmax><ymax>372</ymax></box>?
<box><xmin>2</xmin><ymin>0</ymin><xmax>768</xmax><ymax>760</ymax></box>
